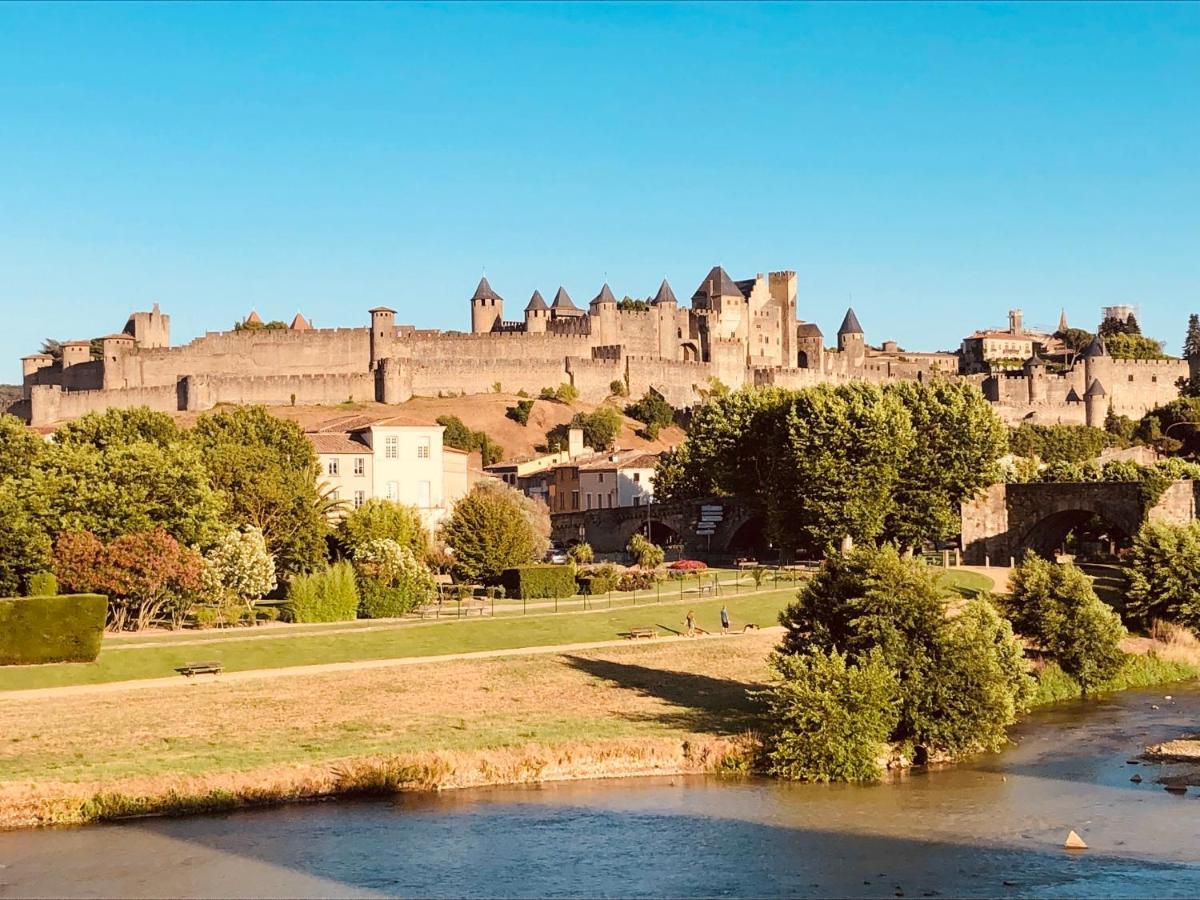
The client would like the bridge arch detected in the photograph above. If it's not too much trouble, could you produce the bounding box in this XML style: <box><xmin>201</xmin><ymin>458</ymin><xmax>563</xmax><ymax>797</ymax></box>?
<box><xmin>1017</xmin><ymin>508</ymin><xmax>1134</xmax><ymax>560</ymax></box>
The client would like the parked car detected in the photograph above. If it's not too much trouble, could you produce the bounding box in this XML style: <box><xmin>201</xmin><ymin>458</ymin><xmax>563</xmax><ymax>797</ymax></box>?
<box><xmin>545</xmin><ymin>545</ymin><xmax>569</xmax><ymax>564</ymax></box>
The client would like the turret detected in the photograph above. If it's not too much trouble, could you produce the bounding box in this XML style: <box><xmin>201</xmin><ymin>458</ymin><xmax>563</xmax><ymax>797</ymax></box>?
<box><xmin>1083</xmin><ymin>333</ymin><xmax>1111</xmax><ymax>395</ymax></box>
<box><xmin>101</xmin><ymin>333</ymin><xmax>137</xmax><ymax>390</ymax></box>
<box><xmin>1024</xmin><ymin>351</ymin><xmax>1047</xmax><ymax>404</ymax></box>
<box><xmin>769</xmin><ymin>270</ymin><xmax>798</xmax><ymax>368</ymax></box>
<box><xmin>1084</xmin><ymin>378</ymin><xmax>1107</xmax><ymax>428</ymax></box>
<box><xmin>589</xmin><ymin>282</ymin><xmax>618</xmax><ymax>345</ymax></box>
<box><xmin>124</xmin><ymin>303</ymin><xmax>170</xmax><ymax>348</ymax></box>
<box><xmin>837</xmin><ymin>307</ymin><xmax>865</xmax><ymax>367</ymax></box>
<box><xmin>61</xmin><ymin>341</ymin><xmax>91</xmax><ymax>369</ymax></box>
<box><xmin>550</xmin><ymin>286</ymin><xmax>583</xmax><ymax>320</ymax></box>
<box><xmin>524</xmin><ymin>290</ymin><xmax>549</xmax><ymax>334</ymax></box>
<box><xmin>470</xmin><ymin>277</ymin><xmax>503</xmax><ymax>333</ymax></box>
<box><xmin>796</xmin><ymin>323</ymin><xmax>824</xmax><ymax>370</ymax></box>
<box><xmin>651</xmin><ymin>279</ymin><xmax>678</xmax><ymax>359</ymax></box>
<box><xmin>368</xmin><ymin>307</ymin><xmax>396</xmax><ymax>370</ymax></box>
<box><xmin>21</xmin><ymin>354</ymin><xmax>53</xmax><ymax>400</ymax></box>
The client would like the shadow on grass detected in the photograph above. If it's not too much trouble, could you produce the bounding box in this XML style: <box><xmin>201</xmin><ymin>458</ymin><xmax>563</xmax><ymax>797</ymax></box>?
<box><xmin>562</xmin><ymin>654</ymin><xmax>765</xmax><ymax>734</ymax></box>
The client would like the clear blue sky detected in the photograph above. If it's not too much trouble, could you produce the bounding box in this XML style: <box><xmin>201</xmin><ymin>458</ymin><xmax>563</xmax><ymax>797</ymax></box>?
<box><xmin>1</xmin><ymin>2</ymin><xmax>1197</xmax><ymax>376</ymax></box>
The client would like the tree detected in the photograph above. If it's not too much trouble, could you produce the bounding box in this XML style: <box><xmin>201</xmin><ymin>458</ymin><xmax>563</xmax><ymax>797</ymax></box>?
<box><xmin>886</xmin><ymin>381</ymin><xmax>1007</xmax><ymax>549</ymax></box>
<box><xmin>440</xmin><ymin>482</ymin><xmax>546</xmax><ymax>583</ymax></box>
<box><xmin>1099</xmin><ymin>314</ymin><xmax>1140</xmax><ymax>338</ymax></box>
<box><xmin>776</xmin><ymin>546</ymin><xmax>1032</xmax><ymax>758</ymax></box>
<box><xmin>760</xmin><ymin>648</ymin><xmax>899</xmax><ymax>783</ymax></box>
<box><xmin>1184</xmin><ymin>314</ymin><xmax>1200</xmax><ymax>359</ymax></box>
<box><xmin>1055</xmin><ymin>327</ymin><xmax>1095</xmax><ymax>355</ymax></box>
<box><xmin>1005</xmin><ymin>553</ymin><xmax>1126</xmax><ymax>692</ymax></box>
<box><xmin>24</xmin><ymin>439</ymin><xmax>224</xmax><ymax>548</ymax></box>
<box><xmin>190</xmin><ymin>406</ymin><xmax>327</xmax><ymax>576</ymax></box>
<box><xmin>1008</xmin><ymin>423</ymin><xmax>1117</xmax><ymax>464</ymax></box>
<box><xmin>336</xmin><ymin>499</ymin><xmax>429</xmax><ymax>557</ymax></box>
<box><xmin>571</xmin><ymin>406</ymin><xmax>623</xmax><ymax>451</ymax></box>
<box><xmin>1105</xmin><ymin>332</ymin><xmax>1168</xmax><ymax>360</ymax></box>
<box><xmin>436</xmin><ymin>415</ymin><xmax>503</xmax><ymax>466</ymax></box>
<box><xmin>1126</xmin><ymin>521</ymin><xmax>1200</xmax><ymax>632</ymax></box>
<box><xmin>55</xmin><ymin>407</ymin><xmax>180</xmax><ymax>450</ymax></box>
<box><xmin>0</xmin><ymin>414</ymin><xmax>44</xmax><ymax>480</ymax></box>
<box><xmin>567</xmin><ymin>542</ymin><xmax>594</xmax><ymax>564</ymax></box>
<box><xmin>0</xmin><ymin>486</ymin><xmax>51</xmax><ymax>596</ymax></box>
<box><xmin>506</xmin><ymin>399</ymin><xmax>535</xmax><ymax>426</ymax></box>
<box><xmin>626</xmin><ymin>391</ymin><xmax>675</xmax><ymax>434</ymax></box>
<box><xmin>55</xmin><ymin>529</ymin><xmax>205</xmax><ymax>630</ymax></box>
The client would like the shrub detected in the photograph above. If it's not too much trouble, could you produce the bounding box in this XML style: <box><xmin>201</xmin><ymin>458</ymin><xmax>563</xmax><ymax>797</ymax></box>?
<box><xmin>627</xmin><ymin>533</ymin><xmax>665</xmax><ymax>568</ymax></box>
<box><xmin>617</xmin><ymin>570</ymin><xmax>659</xmax><ymax>592</ymax></box>
<box><xmin>760</xmin><ymin>648</ymin><xmax>899</xmax><ymax>783</ymax></box>
<box><xmin>285</xmin><ymin>561</ymin><xmax>360</xmax><ymax>623</ymax></box>
<box><xmin>540</xmin><ymin>383</ymin><xmax>579</xmax><ymax>404</ymax></box>
<box><xmin>626</xmin><ymin>391</ymin><xmax>674</xmax><ymax>432</ymax></box>
<box><xmin>26</xmin><ymin>572</ymin><xmax>57</xmax><ymax>597</ymax></box>
<box><xmin>437</xmin><ymin>415</ymin><xmax>503</xmax><ymax>467</ymax></box>
<box><xmin>1126</xmin><ymin>521</ymin><xmax>1200</xmax><ymax>631</ymax></box>
<box><xmin>1008</xmin><ymin>423</ymin><xmax>1117</xmax><ymax>464</ymax></box>
<box><xmin>0</xmin><ymin>594</ymin><xmax>107</xmax><ymax>665</ymax></box>
<box><xmin>609</xmin><ymin>379</ymin><xmax>628</xmax><ymax>398</ymax></box>
<box><xmin>668</xmin><ymin>560</ymin><xmax>707</xmax><ymax>571</ymax></box>
<box><xmin>506</xmin><ymin>400</ymin><xmax>535</xmax><ymax>426</ymax></box>
<box><xmin>501</xmin><ymin>564</ymin><xmax>576</xmax><ymax>600</ymax></box>
<box><xmin>578</xmin><ymin>564</ymin><xmax>620</xmax><ymax>595</ymax></box>
<box><xmin>567</xmin><ymin>542</ymin><xmax>594</xmax><ymax>565</ymax></box>
<box><xmin>353</xmin><ymin>539</ymin><xmax>438</xmax><ymax>618</ymax></box>
<box><xmin>1006</xmin><ymin>552</ymin><xmax>1126</xmax><ymax>692</ymax></box>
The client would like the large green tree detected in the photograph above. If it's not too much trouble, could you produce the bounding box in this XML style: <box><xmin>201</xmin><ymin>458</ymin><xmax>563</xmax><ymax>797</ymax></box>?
<box><xmin>886</xmin><ymin>380</ymin><xmax>1007</xmax><ymax>548</ymax></box>
<box><xmin>0</xmin><ymin>414</ymin><xmax>45</xmax><ymax>480</ymax></box>
<box><xmin>0</xmin><ymin>486</ymin><xmax>52</xmax><ymax>595</ymax></box>
<box><xmin>55</xmin><ymin>407</ymin><xmax>181</xmax><ymax>451</ymax></box>
<box><xmin>440</xmin><ymin>481</ymin><xmax>547</xmax><ymax>583</ymax></box>
<box><xmin>1105</xmin><ymin>332</ymin><xmax>1168</xmax><ymax>360</ymax></box>
<box><xmin>1126</xmin><ymin>521</ymin><xmax>1200</xmax><ymax>632</ymax></box>
<box><xmin>189</xmin><ymin>406</ymin><xmax>327</xmax><ymax>576</ymax></box>
<box><xmin>336</xmin><ymin>499</ymin><xmax>429</xmax><ymax>557</ymax></box>
<box><xmin>1184</xmin><ymin>314</ymin><xmax>1200</xmax><ymax>359</ymax></box>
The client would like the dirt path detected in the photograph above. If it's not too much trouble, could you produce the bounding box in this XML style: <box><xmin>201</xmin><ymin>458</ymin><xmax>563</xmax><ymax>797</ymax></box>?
<box><xmin>1</xmin><ymin>626</ymin><xmax>786</xmax><ymax>703</ymax></box>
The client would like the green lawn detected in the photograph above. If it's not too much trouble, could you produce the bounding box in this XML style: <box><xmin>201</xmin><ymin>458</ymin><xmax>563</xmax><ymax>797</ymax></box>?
<box><xmin>0</xmin><ymin>590</ymin><xmax>794</xmax><ymax>693</ymax></box>
<box><xmin>935</xmin><ymin>569</ymin><xmax>995</xmax><ymax>599</ymax></box>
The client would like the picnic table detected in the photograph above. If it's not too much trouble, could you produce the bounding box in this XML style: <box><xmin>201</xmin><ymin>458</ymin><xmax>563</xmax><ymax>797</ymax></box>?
<box><xmin>175</xmin><ymin>660</ymin><xmax>223</xmax><ymax>678</ymax></box>
<box><xmin>627</xmin><ymin>627</ymin><xmax>657</xmax><ymax>640</ymax></box>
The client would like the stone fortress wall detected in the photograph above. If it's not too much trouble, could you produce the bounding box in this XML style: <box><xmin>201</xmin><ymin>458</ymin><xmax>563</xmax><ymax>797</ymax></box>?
<box><xmin>15</xmin><ymin>266</ymin><xmax>1195</xmax><ymax>428</ymax></box>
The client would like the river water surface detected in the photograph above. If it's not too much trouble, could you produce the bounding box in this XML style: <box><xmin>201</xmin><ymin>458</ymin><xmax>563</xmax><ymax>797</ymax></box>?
<box><xmin>2</xmin><ymin>686</ymin><xmax>1200</xmax><ymax>898</ymax></box>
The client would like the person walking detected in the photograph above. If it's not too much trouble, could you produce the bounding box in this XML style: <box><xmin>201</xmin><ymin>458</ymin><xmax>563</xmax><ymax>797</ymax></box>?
<box><xmin>685</xmin><ymin>609</ymin><xmax>696</xmax><ymax>637</ymax></box>
<box><xmin>720</xmin><ymin>604</ymin><xmax>730</xmax><ymax>635</ymax></box>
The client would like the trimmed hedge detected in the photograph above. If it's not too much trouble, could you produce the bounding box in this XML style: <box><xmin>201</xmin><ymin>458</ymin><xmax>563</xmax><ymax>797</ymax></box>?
<box><xmin>501</xmin><ymin>564</ymin><xmax>576</xmax><ymax>600</ymax></box>
<box><xmin>0</xmin><ymin>594</ymin><xmax>107</xmax><ymax>666</ymax></box>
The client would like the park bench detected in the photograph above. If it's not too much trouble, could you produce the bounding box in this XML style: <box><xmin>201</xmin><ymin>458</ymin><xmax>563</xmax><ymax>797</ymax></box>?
<box><xmin>458</xmin><ymin>598</ymin><xmax>488</xmax><ymax>617</ymax></box>
<box><xmin>415</xmin><ymin>602</ymin><xmax>443</xmax><ymax>619</ymax></box>
<box><xmin>176</xmin><ymin>661</ymin><xmax>223</xmax><ymax>678</ymax></box>
<box><xmin>627</xmin><ymin>627</ymin><xmax>657</xmax><ymax>640</ymax></box>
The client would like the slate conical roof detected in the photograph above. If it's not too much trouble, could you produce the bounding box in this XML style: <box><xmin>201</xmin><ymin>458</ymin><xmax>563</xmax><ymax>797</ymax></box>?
<box><xmin>1066</xmin><ymin>387</ymin><xmax>1083</xmax><ymax>403</ymax></box>
<box><xmin>525</xmin><ymin>290</ymin><xmax>548</xmax><ymax>312</ymax></box>
<box><xmin>1058</xmin><ymin>308</ymin><xmax>1069</xmax><ymax>333</ymax></box>
<box><xmin>590</xmin><ymin>283</ymin><xmax>617</xmax><ymax>307</ymax></box>
<box><xmin>471</xmin><ymin>276</ymin><xmax>503</xmax><ymax>303</ymax></box>
<box><xmin>692</xmin><ymin>266</ymin><xmax>741</xmax><ymax>303</ymax></box>
<box><xmin>838</xmin><ymin>307</ymin><xmax>864</xmax><ymax>336</ymax></box>
<box><xmin>550</xmin><ymin>286</ymin><xmax>579</xmax><ymax>312</ymax></box>
<box><xmin>245</xmin><ymin>310</ymin><xmax>263</xmax><ymax>325</ymax></box>
<box><xmin>290</xmin><ymin>312</ymin><xmax>312</xmax><ymax>331</ymax></box>
<box><xmin>652</xmin><ymin>279</ymin><xmax>677</xmax><ymax>306</ymax></box>
<box><xmin>1084</xmin><ymin>378</ymin><xmax>1107</xmax><ymax>398</ymax></box>
<box><xmin>1024</xmin><ymin>350</ymin><xmax>1046</xmax><ymax>368</ymax></box>
<box><xmin>1084</xmin><ymin>334</ymin><xmax>1108</xmax><ymax>358</ymax></box>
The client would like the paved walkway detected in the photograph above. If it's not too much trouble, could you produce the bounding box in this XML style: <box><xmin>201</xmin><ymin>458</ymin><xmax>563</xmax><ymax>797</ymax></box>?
<box><xmin>0</xmin><ymin>626</ymin><xmax>786</xmax><ymax>703</ymax></box>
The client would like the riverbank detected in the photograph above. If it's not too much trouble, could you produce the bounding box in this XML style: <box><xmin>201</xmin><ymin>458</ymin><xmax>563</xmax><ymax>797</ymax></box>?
<box><xmin>0</xmin><ymin>630</ymin><xmax>777</xmax><ymax>828</ymax></box>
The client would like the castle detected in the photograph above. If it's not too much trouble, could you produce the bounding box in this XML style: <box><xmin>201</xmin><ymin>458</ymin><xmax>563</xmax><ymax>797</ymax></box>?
<box><xmin>13</xmin><ymin>266</ymin><xmax>1191</xmax><ymax>428</ymax></box>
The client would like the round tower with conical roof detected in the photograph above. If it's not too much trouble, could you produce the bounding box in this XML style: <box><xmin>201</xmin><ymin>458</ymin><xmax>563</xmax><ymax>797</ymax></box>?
<box><xmin>470</xmin><ymin>277</ymin><xmax>503</xmax><ymax>334</ymax></box>
<box><xmin>1024</xmin><ymin>351</ymin><xmax>1047</xmax><ymax>404</ymax></box>
<box><xmin>651</xmin><ymin>279</ymin><xmax>679</xmax><ymax>359</ymax></box>
<box><xmin>1082</xmin><ymin>334</ymin><xmax>1112</xmax><ymax>404</ymax></box>
<box><xmin>524</xmin><ymin>290</ymin><xmax>549</xmax><ymax>334</ymax></box>
<box><xmin>589</xmin><ymin>282</ymin><xmax>618</xmax><ymax>345</ymax></box>
<box><xmin>837</xmin><ymin>307</ymin><xmax>865</xmax><ymax>368</ymax></box>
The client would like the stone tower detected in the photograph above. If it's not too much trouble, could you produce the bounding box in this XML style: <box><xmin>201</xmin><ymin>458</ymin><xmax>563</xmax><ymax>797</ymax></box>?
<box><xmin>797</xmin><ymin>322</ymin><xmax>823</xmax><ymax>370</ymax></box>
<box><xmin>1024</xmin><ymin>351</ymin><xmax>1047</xmax><ymax>404</ymax></box>
<box><xmin>651</xmin><ymin>279</ymin><xmax>679</xmax><ymax>360</ymax></box>
<box><xmin>124</xmin><ymin>303</ymin><xmax>170</xmax><ymax>349</ymax></box>
<box><xmin>1009</xmin><ymin>309</ymin><xmax>1024</xmax><ymax>336</ymax></box>
<box><xmin>368</xmin><ymin>306</ymin><xmax>396</xmax><ymax>369</ymax></box>
<box><xmin>524</xmin><ymin>290</ymin><xmax>549</xmax><ymax>334</ymax></box>
<box><xmin>1082</xmin><ymin>334</ymin><xmax>1112</xmax><ymax>401</ymax></box>
<box><xmin>589</xmin><ymin>282</ymin><xmax>618</xmax><ymax>345</ymax></box>
<box><xmin>837</xmin><ymin>308</ymin><xmax>865</xmax><ymax>368</ymax></box>
<box><xmin>769</xmin><ymin>270</ymin><xmax>798</xmax><ymax>368</ymax></box>
<box><xmin>1084</xmin><ymin>378</ymin><xmax>1107</xmax><ymax>428</ymax></box>
<box><xmin>470</xmin><ymin>276</ymin><xmax>503</xmax><ymax>334</ymax></box>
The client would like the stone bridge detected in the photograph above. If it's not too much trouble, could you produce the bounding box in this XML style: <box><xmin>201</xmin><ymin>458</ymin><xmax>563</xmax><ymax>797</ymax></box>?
<box><xmin>961</xmin><ymin>480</ymin><xmax>1200</xmax><ymax>564</ymax></box>
<box><xmin>551</xmin><ymin>498</ymin><xmax>762</xmax><ymax>558</ymax></box>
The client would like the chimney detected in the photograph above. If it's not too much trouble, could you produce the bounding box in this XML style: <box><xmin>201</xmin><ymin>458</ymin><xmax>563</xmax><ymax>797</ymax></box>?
<box><xmin>568</xmin><ymin>427</ymin><xmax>585</xmax><ymax>459</ymax></box>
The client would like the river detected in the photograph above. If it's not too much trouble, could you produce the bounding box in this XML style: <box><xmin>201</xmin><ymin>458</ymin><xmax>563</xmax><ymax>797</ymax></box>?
<box><xmin>2</xmin><ymin>686</ymin><xmax>1199</xmax><ymax>898</ymax></box>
